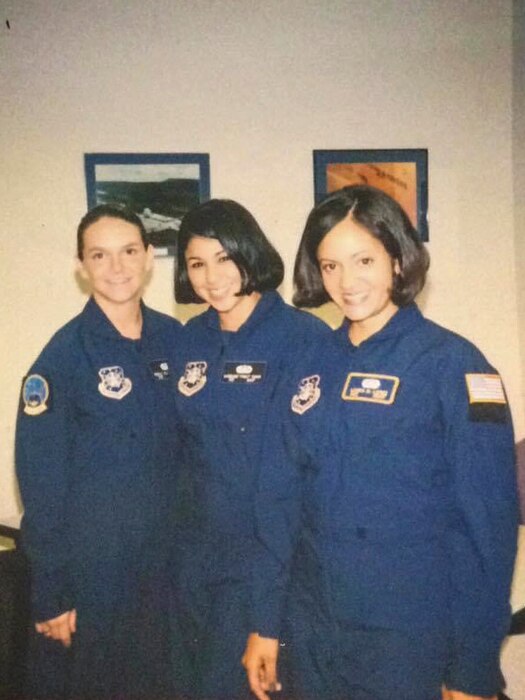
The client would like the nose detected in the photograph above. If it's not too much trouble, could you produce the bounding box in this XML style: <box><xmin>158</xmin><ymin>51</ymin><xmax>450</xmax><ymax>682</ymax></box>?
<box><xmin>110</xmin><ymin>254</ymin><xmax>124</xmax><ymax>273</ymax></box>
<box><xmin>340</xmin><ymin>264</ymin><xmax>357</xmax><ymax>290</ymax></box>
<box><xmin>205</xmin><ymin>263</ymin><xmax>219</xmax><ymax>285</ymax></box>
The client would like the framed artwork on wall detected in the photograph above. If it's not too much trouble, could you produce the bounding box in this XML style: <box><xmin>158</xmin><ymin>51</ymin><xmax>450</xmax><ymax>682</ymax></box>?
<box><xmin>313</xmin><ymin>149</ymin><xmax>429</xmax><ymax>241</ymax></box>
<box><xmin>84</xmin><ymin>152</ymin><xmax>211</xmax><ymax>256</ymax></box>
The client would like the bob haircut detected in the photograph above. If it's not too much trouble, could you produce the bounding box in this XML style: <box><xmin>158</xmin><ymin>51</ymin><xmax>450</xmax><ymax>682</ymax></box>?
<box><xmin>77</xmin><ymin>204</ymin><xmax>148</xmax><ymax>260</ymax></box>
<box><xmin>175</xmin><ymin>199</ymin><xmax>284</xmax><ymax>304</ymax></box>
<box><xmin>293</xmin><ymin>185</ymin><xmax>429</xmax><ymax>308</ymax></box>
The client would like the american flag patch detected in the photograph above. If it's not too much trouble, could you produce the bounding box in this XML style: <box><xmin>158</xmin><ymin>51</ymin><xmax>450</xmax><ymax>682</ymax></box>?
<box><xmin>465</xmin><ymin>373</ymin><xmax>506</xmax><ymax>404</ymax></box>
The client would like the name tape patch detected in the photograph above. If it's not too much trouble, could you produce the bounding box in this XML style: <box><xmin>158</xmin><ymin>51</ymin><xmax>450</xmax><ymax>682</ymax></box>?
<box><xmin>341</xmin><ymin>373</ymin><xmax>400</xmax><ymax>405</ymax></box>
<box><xmin>150</xmin><ymin>359</ymin><xmax>170</xmax><ymax>381</ymax></box>
<box><xmin>222</xmin><ymin>362</ymin><xmax>266</xmax><ymax>384</ymax></box>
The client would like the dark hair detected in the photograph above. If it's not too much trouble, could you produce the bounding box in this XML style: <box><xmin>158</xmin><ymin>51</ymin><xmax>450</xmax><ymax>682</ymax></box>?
<box><xmin>175</xmin><ymin>199</ymin><xmax>284</xmax><ymax>304</ymax></box>
<box><xmin>77</xmin><ymin>204</ymin><xmax>148</xmax><ymax>260</ymax></box>
<box><xmin>293</xmin><ymin>185</ymin><xmax>429</xmax><ymax>307</ymax></box>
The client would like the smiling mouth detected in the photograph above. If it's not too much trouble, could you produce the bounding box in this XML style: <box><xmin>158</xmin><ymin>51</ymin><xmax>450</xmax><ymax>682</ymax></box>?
<box><xmin>107</xmin><ymin>278</ymin><xmax>132</xmax><ymax>286</ymax></box>
<box><xmin>207</xmin><ymin>288</ymin><xmax>230</xmax><ymax>299</ymax></box>
<box><xmin>342</xmin><ymin>292</ymin><xmax>367</xmax><ymax>304</ymax></box>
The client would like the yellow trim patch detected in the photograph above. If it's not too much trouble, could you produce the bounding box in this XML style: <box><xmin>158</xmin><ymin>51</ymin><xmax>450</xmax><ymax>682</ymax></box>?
<box><xmin>341</xmin><ymin>372</ymin><xmax>400</xmax><ymax>405</ymax></box>
<box><xmin>465</xmin><ymin>373</ymin><xmax>506</xmax><ymax>404</ymax></box>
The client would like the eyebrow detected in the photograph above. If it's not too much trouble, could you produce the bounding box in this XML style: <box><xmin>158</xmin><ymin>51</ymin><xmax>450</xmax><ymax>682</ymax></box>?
<box><xmin>318</xmin><ymin>248</ymin><xmax>371</xmax><ymax>261</ymax></box>
<box><xmin>84</xmin><ymin>241</ymin><xmax>141</xmax><ymax>254</ymax></box>
<box><xmin>186</xmin><ymin>248</ymin><xmax>227</xmax><ymax>261</ymax></box>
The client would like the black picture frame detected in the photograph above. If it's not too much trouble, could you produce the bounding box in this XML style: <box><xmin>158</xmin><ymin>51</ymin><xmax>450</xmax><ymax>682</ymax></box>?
<box><xmin>84</xmin><ymin>152</ymin><xmax>211</xmax><ymax>256</ymax></box>
<box><xmin>313</xmin><ymin>149</ymin><xmax>429</xmax><ymax>241</ymax></box>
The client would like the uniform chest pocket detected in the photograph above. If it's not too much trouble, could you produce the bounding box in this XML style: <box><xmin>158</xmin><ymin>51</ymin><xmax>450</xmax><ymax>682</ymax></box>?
<box><xmin>73</xmin><ymin>371</ymin><xmax>140</xmax><ymax>428</ymax></box>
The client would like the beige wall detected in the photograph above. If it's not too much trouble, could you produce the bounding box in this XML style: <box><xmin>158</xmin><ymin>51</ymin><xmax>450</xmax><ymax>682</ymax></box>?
<box><xmin>1</xmin><ymin>0</ymin><xmax>524</xmax><ymax>597</ymax></box>
<box><xmin>2</xmin><ymin>0</ymin><xmax>525</xmax><ymax>691</ymax></box>
<box><xmin>515</xmin><ymin>2</ymin><xmax>525</xmax><ymax>398</ymax></box>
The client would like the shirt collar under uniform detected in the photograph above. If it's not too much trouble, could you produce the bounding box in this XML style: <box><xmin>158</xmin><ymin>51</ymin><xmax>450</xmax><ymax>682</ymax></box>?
<box><xmin>335</xmin><ymin>302</ymin><xmax>423</xmax><ymax>351</ymax></box>
<box><xmin>81</xmin><ymin>296</ymin><xmax>159</xmax><ymax>342</ymax></box>
<box><xmin>201</xmin><ymin>290</ymin><xmax>284</xmax><ymax>336</ymax></box>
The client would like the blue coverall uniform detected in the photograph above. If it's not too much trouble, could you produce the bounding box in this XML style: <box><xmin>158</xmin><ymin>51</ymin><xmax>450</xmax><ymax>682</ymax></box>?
<box><xmin>16</xmin><ymin>298</ymin><xmax>181</xmax><ymax>700</ymax></box>
<box><xmin>170</xmin><ymin>290</ymin><xmax>330</xmax><ymax>699</ymax></box>
<box><xmin>252</xmin><ymin>304</ymin><xmax>519</xmax><ymax>700</ymax></box>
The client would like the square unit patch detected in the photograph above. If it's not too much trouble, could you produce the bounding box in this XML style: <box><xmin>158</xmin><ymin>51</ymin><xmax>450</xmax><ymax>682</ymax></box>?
<box><xmin>341</xmin><ymin>373</ymin><xmax>400</xmax><ymax>405</ymax></box>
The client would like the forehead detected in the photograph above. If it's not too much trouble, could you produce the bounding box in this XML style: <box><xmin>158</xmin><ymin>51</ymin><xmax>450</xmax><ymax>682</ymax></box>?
<box><xmin>318</xmin><ymin>215</ymin><xmax>385</xmax><ymax>258</ymax></box>
<box><xmin>185</xmin><ymin>235</ymin><xmax>224</xmax><ymax>258</ymax></box>
<box><xmin>83</xmin><ymin>216</ymin><xmax>143</xmax><ymax>249</ymax></box>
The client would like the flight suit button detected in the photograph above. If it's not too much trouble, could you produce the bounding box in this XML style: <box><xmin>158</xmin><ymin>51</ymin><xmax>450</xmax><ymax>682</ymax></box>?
<box><xmin>240</xmin><ymin>426</ymin><xmax>246</xmax><ymax>433</ymax></box>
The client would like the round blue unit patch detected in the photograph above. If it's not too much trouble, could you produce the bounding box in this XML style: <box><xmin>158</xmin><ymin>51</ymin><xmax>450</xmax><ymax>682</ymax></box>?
<box><xmin>22</xmin><ymin>374</ymin><xmax>50</xmax><ymax>415</ymax></box>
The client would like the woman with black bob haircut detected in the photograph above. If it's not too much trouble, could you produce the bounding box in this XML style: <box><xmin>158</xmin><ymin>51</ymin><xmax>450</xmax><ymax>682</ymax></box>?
<box><xmin>169</xmin><ymin>198</ymin><xmax>329</xmax><ymax>700</ymax></box>
<box><xmin>244</xmin><ymin>184</ymin><xmax>518</xmax><ymax>700</ymax></box>
<box><xmin>293</xmin><ymin>184</ymin><xmax>429</xmax><ymax>308</ymax></box>
<box><xmin>175</xmin><ymin>198</ymin><xmax>284</xmax><ymax>303</ymax></box>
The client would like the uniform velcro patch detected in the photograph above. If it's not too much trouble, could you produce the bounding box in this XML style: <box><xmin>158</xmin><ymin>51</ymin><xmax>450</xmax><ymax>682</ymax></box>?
<box><xmin>465</xmin><ymin>373</ymin><xmax>507</xmax><ymax>423</ymax></box>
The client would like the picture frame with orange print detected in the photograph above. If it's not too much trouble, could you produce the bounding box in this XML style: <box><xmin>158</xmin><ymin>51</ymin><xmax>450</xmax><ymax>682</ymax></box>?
<box><xmin>313</xmin><ymin>149</ymin><xmax>429</xmax><ymax>241</ymax></box>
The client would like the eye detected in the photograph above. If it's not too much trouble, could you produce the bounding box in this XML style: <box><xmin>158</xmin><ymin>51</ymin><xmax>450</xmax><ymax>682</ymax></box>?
<box><xmin>218</xmin><ymin>254</ymin><xmax>231</xmax><ymax>264</ymax></box>
<box><xmin>358</xmin><ymin>256</ymin><xmax>374</xmax><ymax>266</ymax></box>
<box><xmin>90</xmin><ymin>252</ymin><xmax>104</xmax><ymax>261</ymax></box>
<box><xmin>125</xmin><ymin>246</ymin><xmax>139</xmax><ymax>255</ymax></box>
<box><xmin>320</xmin><ymin>262</ymin><xmax>337</xmax><ymax>273</ymax></box>
<box><xmin>188</xmin><ymin>261</ymin><xmax>204</xmax><ymax>270</ymax></box>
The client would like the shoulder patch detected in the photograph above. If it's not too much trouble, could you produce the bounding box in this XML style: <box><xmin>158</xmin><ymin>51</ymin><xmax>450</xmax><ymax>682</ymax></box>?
<box><xmin>291</xmin><ymin>375</ymin><xmax>321</xmax><ymax>415</ymax></box>
<box><xmin>22</xmin><ymin>374</ymin><xmax>50</xmax><ymax>415</ymax></box>
<box><xmin>178</xmin><ymin>361</ymin><xmax>207</xmax><ymax>397</ymax></box>
<box><xmin>465</xmin><ymin>373</ymin><xmax>507</xmax><ymax>423</ymax></box>
<box><xmin>465</xmin><ymin>373</ymin><xmax>506</xmax><ymax>404</ymax></box>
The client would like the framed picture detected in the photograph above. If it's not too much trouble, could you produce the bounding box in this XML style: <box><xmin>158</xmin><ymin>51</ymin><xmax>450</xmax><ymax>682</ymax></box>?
<box><xmin>313</xmin><ymin>149</ymin><xmax>428</xmax><ymax>241</ymax></box>
<box><xmin>84</xmin><ymin>153</ymin><xmax>211</xmax><ymax>256</ymax></box>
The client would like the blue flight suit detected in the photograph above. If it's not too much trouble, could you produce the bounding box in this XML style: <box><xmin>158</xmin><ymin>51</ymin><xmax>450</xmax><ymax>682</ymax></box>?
<box><xmin>169</xmin><ymin>291</ymin><xmax>330</xmax><ymax>699</ymax></box>
<box><xmin>252</xmin><ymin>304</ymin><xmax>519</xmax><ymax>700</ymax></box>
<box><xmin>16</xmin><ymin>298</ymin><xmax>181</xmax><ymax>700</ymax></box>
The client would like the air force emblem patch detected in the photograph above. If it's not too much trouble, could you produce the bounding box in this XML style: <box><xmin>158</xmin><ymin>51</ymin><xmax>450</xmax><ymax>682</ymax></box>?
<box><xmin>22</xmin><ymin>374</ymin><xmax>50</xmax><ymax>415</ymax></box>
<box><xmin>98</xmin><ymin>366</ymin><xmax>132</xmax><ymax>400</ymax></box>
<box><xmin>291</xmin><ymin>375</ymin><xmax>321</xmax><ymax>415</ymax></box>
<box><xmin>178</xmin><ymin>361</ymin><xmax>208</xmax><ymax>397</ymax></box>
<box><xmin>342</xmin><ymin>373</ymin><xmax>400</xmax><ymax>404</ymax></box>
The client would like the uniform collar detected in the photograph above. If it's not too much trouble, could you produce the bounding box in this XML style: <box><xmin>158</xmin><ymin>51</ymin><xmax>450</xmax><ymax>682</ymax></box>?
<box><xmin>335</xmin><ymin>302</ymin><xmax>423</xmax><ymax>349</ymax></box>
<box><xmin>201</xmin><ymin>290</ymin><xmax>283</xmax><ymax>335</ymax></box>
<box><xmin>82</xmin><ymin>296</ymin><xmax>157</xmax><ymax>341</ymax></box>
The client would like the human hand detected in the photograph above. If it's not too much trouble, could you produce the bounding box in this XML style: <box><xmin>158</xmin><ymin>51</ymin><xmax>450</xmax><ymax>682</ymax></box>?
<box><xmin>242</xmin><ymin>632</ymin><xmax>281</xmax><ymax>700</ymax></box>
<box><xmin>441</xmin><ymin>685</ymin><xmax>496</xmax><ymax>700</ymax></box>
<box><xmin>35</xmin><ymin>609</ymin><xmax>77</xmax><ymax>648</ymax></box>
